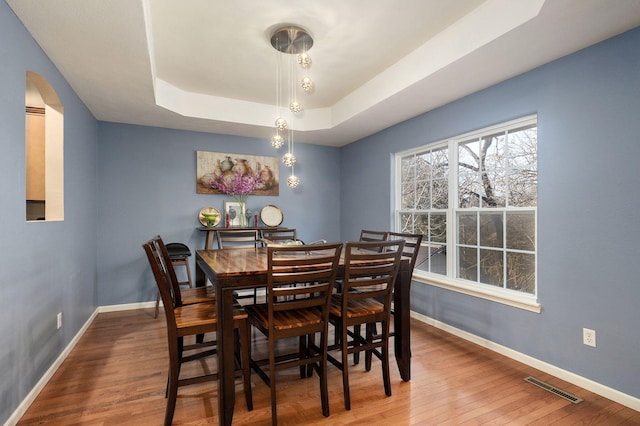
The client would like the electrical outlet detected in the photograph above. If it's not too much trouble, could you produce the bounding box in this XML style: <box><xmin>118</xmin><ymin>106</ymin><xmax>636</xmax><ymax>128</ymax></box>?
<box><xmin>583</xmin><ymin>328</ymin><xmax>596</xmax><ymax>347</ymax></box>
<box><xmin>57</xmin><ymin>312</ymin><xmax>62</xmax><ymax>330</ymax></box>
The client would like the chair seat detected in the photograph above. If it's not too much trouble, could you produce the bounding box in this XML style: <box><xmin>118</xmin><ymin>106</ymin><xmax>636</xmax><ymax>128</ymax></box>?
<box><xmin>181</xmin><ymin>286</ymin><xmax>216</xmax><ymax>304</ymax></box>
<box><xmin>166</xmin><ymin>242</ymin><xmax>191</xmax><ymax>260</ymax></box>
<box><xmin>330</xmin><ymin>295</ymin><xmax>384</xmax><ymax>318</ymax></box>
<box><xmin>174</xmin><ymin>302</ymin><xmax>248</xmax><ymax>334</ymax></box>
<box><xmin>246</xmin><ymin>303</ymin><xmax>323</xmax><ymax>331</ymax></box>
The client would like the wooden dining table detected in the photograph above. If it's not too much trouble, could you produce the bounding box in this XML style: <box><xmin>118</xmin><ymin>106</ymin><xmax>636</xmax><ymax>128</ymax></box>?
<box><xmin>195</xmin><ymin>246</ymin><xmax>413</xmax><ymax>426</ymax></box>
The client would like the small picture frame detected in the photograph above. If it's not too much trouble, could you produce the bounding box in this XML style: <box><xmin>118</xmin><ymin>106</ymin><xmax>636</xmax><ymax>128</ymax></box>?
<box><xmin>223</xmin><ymin>200</ymin><xmax>245</xmax><ymax>227</ymax></box>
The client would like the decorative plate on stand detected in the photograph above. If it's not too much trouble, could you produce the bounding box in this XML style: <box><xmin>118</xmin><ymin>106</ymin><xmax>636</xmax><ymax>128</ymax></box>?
<box><xmin>198</xmin><ymin>207</ymin><xmax>221</xmax><ymax>227</ymax></box>
<box><xmin>260</xmin><ymin>205</ymin><xmax>283</xmax><ymax>227</ymax></box>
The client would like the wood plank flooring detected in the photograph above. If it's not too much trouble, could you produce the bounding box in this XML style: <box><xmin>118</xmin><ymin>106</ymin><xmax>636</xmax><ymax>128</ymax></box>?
<box><xmin>17</xmin><ymin>308</ymin><xmax>640</xmax><ymax>425</ymax></box>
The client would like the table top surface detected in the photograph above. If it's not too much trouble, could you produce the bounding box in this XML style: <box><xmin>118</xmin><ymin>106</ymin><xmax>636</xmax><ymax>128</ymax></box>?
<box><xmin>197</xmin><ymin>247</ymin><xmax>268</xmax><ymax>276</ymax></box>
<box><xmin>196</xmin><ymin>246</ymin><xmax>409</xmax><ymax>277</ymax></box>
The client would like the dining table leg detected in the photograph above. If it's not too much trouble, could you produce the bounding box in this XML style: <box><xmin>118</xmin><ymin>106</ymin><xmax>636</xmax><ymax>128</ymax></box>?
<box><xmin>216</xmin><ymin>283</ymin><xmax>236</xmax><ymax>426</ymax></box>
<box><xmin>394</xmin><ymin>267</ymin><xmax>411</xmax><ymax>382</ymax></box>
<box><xmin>195</xmin><ymin>259</ymin><xmax>235</xmax><ymax>425</ymax></box>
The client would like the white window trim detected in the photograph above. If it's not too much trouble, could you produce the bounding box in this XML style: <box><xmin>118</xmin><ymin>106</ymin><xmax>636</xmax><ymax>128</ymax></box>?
<box><xmin>396</xmin><ymin>115</ymin><xmax>539</xmax><ymax>312</ymax></box>
<box><xmin>413</xmin><ymin>272</ymin><xmax>541</xmax><ymax>313</ymax></box>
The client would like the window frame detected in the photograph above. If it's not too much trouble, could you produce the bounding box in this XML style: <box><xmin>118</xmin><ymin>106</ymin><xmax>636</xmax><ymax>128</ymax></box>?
<box><xmin>395</xmin><ymin>115</ymin><xmax>540</xmax><ymax>312</ymax></box>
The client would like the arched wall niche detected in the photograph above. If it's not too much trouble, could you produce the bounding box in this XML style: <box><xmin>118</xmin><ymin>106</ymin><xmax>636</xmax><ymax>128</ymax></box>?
<box><xmin>26</xmin><ymin>71</ymin><xmax>64</xmax><ymax>221</ymax></box>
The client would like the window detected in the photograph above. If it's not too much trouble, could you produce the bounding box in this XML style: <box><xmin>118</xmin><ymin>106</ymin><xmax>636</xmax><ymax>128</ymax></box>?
<box><xmin>396</xmin><ymin>116</ymin><xmax>537</xmax><ymax>306</ymax></box>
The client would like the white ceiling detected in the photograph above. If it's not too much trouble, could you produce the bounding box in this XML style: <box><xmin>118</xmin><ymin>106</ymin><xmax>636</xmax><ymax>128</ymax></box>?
<box><xmin>8</xmin><ymin>0</ymin><xmax>640</xmax><ymax>147</ymax></box>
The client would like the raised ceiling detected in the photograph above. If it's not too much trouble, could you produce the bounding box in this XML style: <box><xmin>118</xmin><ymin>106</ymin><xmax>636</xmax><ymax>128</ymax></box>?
<box><xmin>8</xmin><ymin>0</ymin><xmax>640</xmax><ymax>146</ymax></box>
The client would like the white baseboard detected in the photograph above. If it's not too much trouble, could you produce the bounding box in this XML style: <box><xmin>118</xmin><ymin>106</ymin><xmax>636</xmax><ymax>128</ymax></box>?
<box><xmin>410</xmin><ymin>311</ymin><xmax>640</xmax><ymax>412</ymax></box>
<box><xmin>97</xmin><ymin>301</ymin><xmax>157</xmax><ymax>313</ymax></box>
<box><xmin>4</xmin><ymin>308</ymin><xmax>100</xmax><ymax>426</ymax></box>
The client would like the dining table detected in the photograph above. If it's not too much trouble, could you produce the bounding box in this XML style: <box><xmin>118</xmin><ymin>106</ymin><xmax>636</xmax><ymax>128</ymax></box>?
<box><xmin>195</xmin><ymin>246</ymin><xmax>413</xmax><ymax>426</ymax></box>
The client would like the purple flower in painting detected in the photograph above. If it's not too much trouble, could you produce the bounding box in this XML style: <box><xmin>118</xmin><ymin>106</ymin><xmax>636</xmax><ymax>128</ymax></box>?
<box><xmin>210</xmin><ymin>172</ymin><xmax>262</xmax><ymax>201</ymax></box>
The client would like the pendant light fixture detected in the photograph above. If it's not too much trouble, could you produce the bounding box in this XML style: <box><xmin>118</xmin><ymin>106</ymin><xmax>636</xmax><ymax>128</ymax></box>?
<box><xmin>269</xmin><ymin>25</ymin><xmax>314</xmax><ymax>188</ymax></box>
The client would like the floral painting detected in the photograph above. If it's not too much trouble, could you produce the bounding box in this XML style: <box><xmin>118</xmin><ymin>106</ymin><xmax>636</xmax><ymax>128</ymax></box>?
<box><xmin>196</xmin><ymin>151</ymin><xmax>279</xmax><ymax>196</ymax></box>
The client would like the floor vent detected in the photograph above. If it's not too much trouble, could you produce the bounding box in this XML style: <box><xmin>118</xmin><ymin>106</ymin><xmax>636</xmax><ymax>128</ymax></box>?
<box><xmin>524</xmin><ymin>376</ymin><xmax>583</xmax><ymax>404</ymax></box>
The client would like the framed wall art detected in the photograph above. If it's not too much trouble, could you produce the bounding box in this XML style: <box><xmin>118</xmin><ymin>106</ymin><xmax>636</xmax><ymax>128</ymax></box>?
<box><xmin>223</xmin><ymin>200</ymin><xmax>246</xmax><ymax>227</ymax></box>
<box><xmin>196</xmin><ymin>151</ymin><xmax>279</xmax><ymax>196</ymax></box>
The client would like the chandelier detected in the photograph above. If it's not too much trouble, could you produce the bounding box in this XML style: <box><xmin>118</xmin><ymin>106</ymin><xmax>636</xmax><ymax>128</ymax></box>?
<box><xmin>270</xmin><ymin>25</ymin><xmax>314</xmax><ymax>188</ymax></box>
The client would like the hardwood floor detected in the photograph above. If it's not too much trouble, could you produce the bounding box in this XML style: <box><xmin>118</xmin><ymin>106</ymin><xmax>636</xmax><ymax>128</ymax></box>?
<box><xmin>17</xmin><ymin>309</ymin><xmax>640</xmax><ymax>425</ymax></box>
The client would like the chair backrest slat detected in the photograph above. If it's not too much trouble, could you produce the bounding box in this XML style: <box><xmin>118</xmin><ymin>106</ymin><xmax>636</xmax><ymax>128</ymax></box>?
<box><xmin>143</xmin><ymin>239</ymin><xmax>178</xmax><ymax>326</ymax></box>
<box><xmin>267</xmin><ymin>243</ymin><xmax>343</xmax><ymax>320</ymax></box>
<box><xmin>387</xmin><ymin>231</ymin><xmax>424</xmax><ymax>275</ymax></box>
<box><xmin>359</xmin><ymin>229</ymin><xmax>389</xmax><ymax>244</ymax></box>
<box><xmin>260</xmin><ymin>228</ymin><xmax>297</xmax><ymax>243</ymax></box>
<box><xmin>217</xmin><ymin>229</ymin><xmax>259</xmax><ymax>249</ymax></box>
<box><xmin>341</xmin><ymin>240</ymin><xmax>405</xmax><ymax>312</ymax></box>
<box><xmin>152</xmin><ymin>236</ymin><xmax>186</xmax><ymax>306</ymax></box>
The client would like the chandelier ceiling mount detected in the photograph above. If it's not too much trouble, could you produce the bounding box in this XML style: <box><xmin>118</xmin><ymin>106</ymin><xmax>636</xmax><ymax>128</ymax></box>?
<box><xmin>270</xmin><ymin>25</ymin><xmax>313</xmax><ymax>55</ymax></box>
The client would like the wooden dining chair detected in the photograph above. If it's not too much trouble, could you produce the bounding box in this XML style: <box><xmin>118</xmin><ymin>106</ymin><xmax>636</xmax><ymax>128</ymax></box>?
<box><xmin>216</xmin><ymin>229</ymin><xmax>260</xmax><ymax>248</ymax></box>
<box><xmin>387</xmin><ymin>231</ymin><xmax>424</xmax><ymax>277</ymax></box>
<box><xmin>259</xmin><ymin>228</ymin><xmax>298</xmax><ymax>245</ymax></box>
<box><xmin>143</xmin><ymin>239</ymin><xmax>253</xmax><ymax>426</ymax></box>
<box><xmin>245</xmin><ymin>242</ymin><xmax>343</xmax><ymax>425</ymax></box>
<box><xmin>153</xmin><ymin>237</ymin><xmax>216</xmax><ymax>318</ymax></box>
<box><xmin>327</xmin><ymin>239</ymin><xmax>404</xmax><ymax>411</ymax></box>
<box><xmin>359</xmin><ymin>229</ymin><xmax>390</xmax><ymax>245</ymax></box>
<box><xmin>216</xmin><ymin>229</ymin><xmax>261</xmax><ymax>303</ymax></box>
<box><xmin>165</xmin><ymin>242</ymin><xmax>193</xmax><ymax>288</ymax></box>
<box><xmin>363</xmin><ymin>231</ymin><xmax>423</xmax><ymax>369</ymax></box>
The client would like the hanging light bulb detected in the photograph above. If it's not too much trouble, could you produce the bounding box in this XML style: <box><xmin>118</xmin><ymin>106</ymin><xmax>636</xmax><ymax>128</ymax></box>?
<box><xmin>271</xmin><ymin>133</ymin><xmax>284</xmax><ymax>148</ymax></box>
<box><xmin>297</xmin><ymin>52</ymin><xmax>311</xmax><ymax>68</ymax></box>
<box><xmin>289</xmin><ymin>100</ymin><xmax>302</xmax><ymax>113</ymax></box>
<box><xmin>282</xmin><ymin>152</ymin><xmax>296</xmax><ymax>167</ymax></box>
<box><xmin>275</xmin><ymin>117</ymin><xmax>287</xmax><ymax>131</ymax></box>
<box><xmin>300</xmin><ymin>76</ymin><xmax>313</xmax><ymax>93</ymax></box>
<box><xmin>287</xmin><ymin>174</ymin><xmax>300</xmax><ymax>188</ymax></box>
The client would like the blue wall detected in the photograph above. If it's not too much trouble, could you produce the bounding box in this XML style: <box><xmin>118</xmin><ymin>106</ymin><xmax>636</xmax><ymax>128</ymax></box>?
<box><xmin>96</xmin><ymin>123</ymin><xmax>341</xmax><ymax>306</ymax></box>
<box><xmin>0</xmin><ymin>1</ymin><xmax>98</xmax><ymax>423</ymax></box>
<box><xmin>341</xmin><ymin>27</ymin><xmax>640</xmax><ymax>398</ymax></box>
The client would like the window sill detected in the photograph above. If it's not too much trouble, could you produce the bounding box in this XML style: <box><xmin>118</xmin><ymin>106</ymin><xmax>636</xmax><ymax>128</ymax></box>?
<box><xmin>413</xmin><ymin>273</ymin><xmax>541</xmax><ymax>313</ymax></box>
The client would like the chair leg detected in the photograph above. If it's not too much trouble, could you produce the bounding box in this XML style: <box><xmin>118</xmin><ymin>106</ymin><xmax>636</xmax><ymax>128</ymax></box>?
<box><xmin>319</xmin><ymin>331</ymin><xmax>330</xmax><ymax>417</ymax></box>
<box><xmin>341</xmin><ymin>326</ymin><xmax>351</xmax><ymax>410</ymax></box>
<box><xmin>353</xmin><ymin>324</ymin><xmax>361</xmax><ymax>364</ymax></box>
<box><xmin>184</xmin><ymin>259</ymin><xmax>193</xmax><ymax>288</ymax></box>
<box><xmin>155</xmin><ymin>291</ymin><xmax>160</xmax><ymax>319</ymax></box>
<box><xmin>382</xmin><ymin>322</ymin><xmax>391</xmax><ymax>397</ymax></box>
<box><xmin>165</xmin><ymin>346</ymin><xmax>180</xmax><ymax>426</ymax></box>
<box><xmin>299</xmin><ymin>335</ymin><xmax>308</xmax><ymax>379</ymax></box>
<box><xmin>365</xmin><ymin>324</ymin><xmax>375</xmax><ymax>371</ymax></box>
<box><xmin>269</xmin><ymin>339</ymin><xmax>278</xmax><ymax>426</ymax></box>
<box><xmin>365</xmin><ymin>322</ymin><xmax>381</xmax><ymax>371</ymax></box>
<box><xmin>239</xmin><ymin>320</ymin><xmax>253</xmax><ymax>411</ymax></box>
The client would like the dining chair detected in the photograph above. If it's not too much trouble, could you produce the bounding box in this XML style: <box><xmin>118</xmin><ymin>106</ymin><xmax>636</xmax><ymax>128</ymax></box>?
<box><xmin>245</xmin><ymin>242</ymin><xmax>343</xmax><ymax>425</ymax></box>
<box><xmin>153</xmin><ymin>236</ymin><xmax>216</xmax><ymax>318</ymax></box>
<box><xmin>217</xmin><ymin>229</ymin><xmax>261</xmax><ymax>303</ymax></box>
<box><xmin>363</xmin><ymin>231</ymin><xmax>423</xmax><ymax>370</ymax></box>
<box><xmin>327</xmin><ymin>239</ymin><xmax>404</xmax><ymax>410</ymax></box>
<box><xmin>143</xmin><ymin>239</ymin><xmax>253</xmax><ymax>426</ymax></box>
<box><xmin>260</xmin><ymin>228</ymin><xmax>298</xmax><ymax>245</ymax></box>
<box><xmin>358</xmin><ymin>229</ymin><xmax>390</xmax><ymax>245</ymax></box>
<box><xmin>387</xmin><ymin>231</ymin><xmax>424</xmax><ymax>277</ymax></box>
<box><xmin>165</xmin><ymin>242</ymin><xmax>193</xmax><ymax>288</ymax></box>
<box><xmin>216</xmin><ymin>229</ymin><xmax>260</xmax><ymax>248</ymax></box>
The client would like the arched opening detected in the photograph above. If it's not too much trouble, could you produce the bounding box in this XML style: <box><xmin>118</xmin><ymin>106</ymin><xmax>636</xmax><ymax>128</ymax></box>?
<box><xmin>26</xmin><ymin>71</ymin><xmax>64</xmax><ymax>221</ymax></box>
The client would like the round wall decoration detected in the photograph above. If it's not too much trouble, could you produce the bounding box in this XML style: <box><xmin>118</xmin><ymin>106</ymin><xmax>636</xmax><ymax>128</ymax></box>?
<box><xmin>260</xmin><ymin>205</ymin><xmax>283</xmax><ymax>227</ymax></box>
<box><xmin>198</xmin><ymin>207</ymin><xmax>221</xmax><ymax>227</ymax></box>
